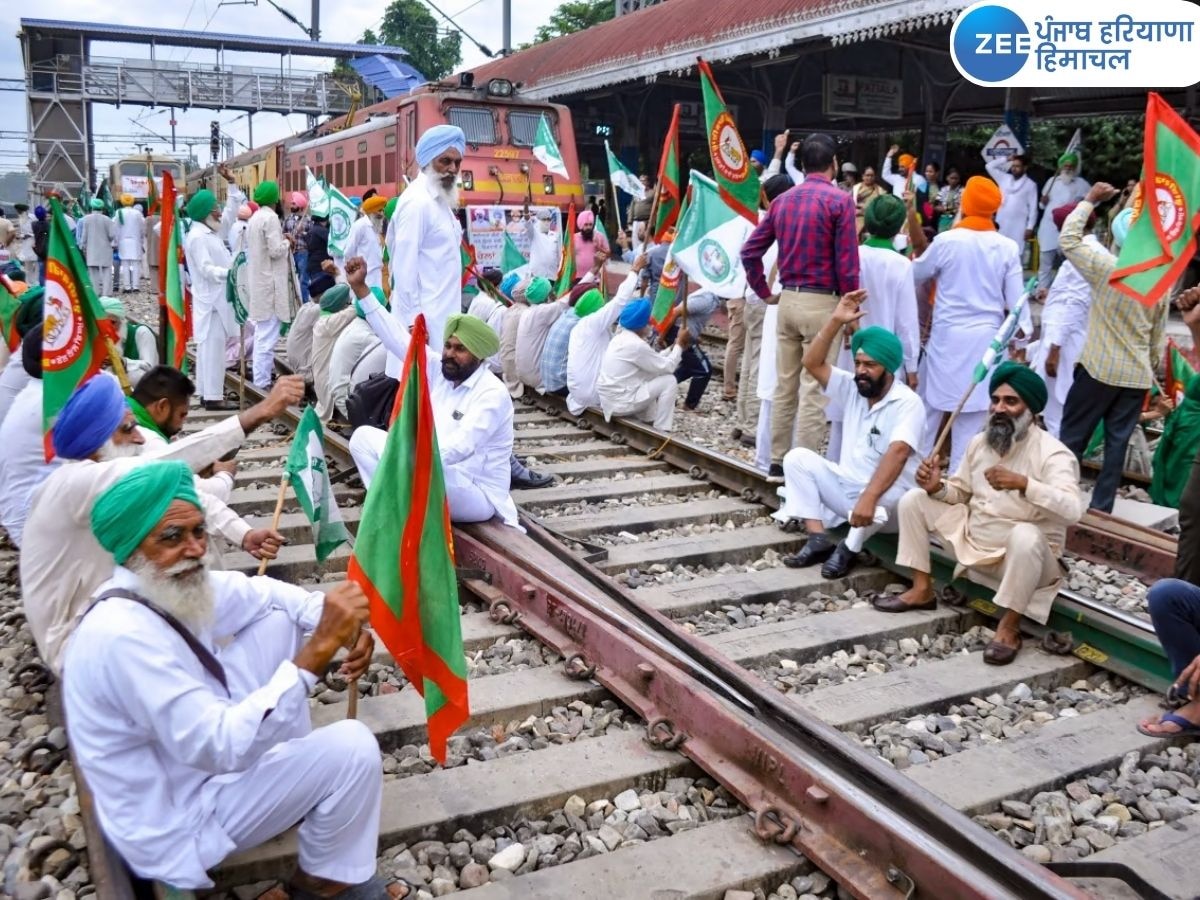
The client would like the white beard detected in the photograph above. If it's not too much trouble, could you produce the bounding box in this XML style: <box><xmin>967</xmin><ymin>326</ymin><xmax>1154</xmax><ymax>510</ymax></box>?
<box><xmin>127</xmin><ymin>552</ymin><xmax>215</xmax><ymax>635</ymax></box>
<box><xmin>422</xmin><ymin>165</ymin><xmax>460</xmax><ymax>209</ymax></box>
<box><xmin>1060</xmin><ymin>173</ymin><xmax>1076</xmax><ymax>185</ymax></box>
<box><xmin>95</xmin><ymin>438</ymin><xmax>142</xmax><ymax>461</ymax></box>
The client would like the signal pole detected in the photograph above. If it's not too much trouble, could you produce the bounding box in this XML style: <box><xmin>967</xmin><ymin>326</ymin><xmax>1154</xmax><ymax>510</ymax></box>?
<box><xmin>310</xmin><ymin>0</ymin><xmax>320</xmax><ymax>41</ymax></box>
<box><xmin>502</xmin><ymin>0</ymin><xmax>511</xmax><ymax>54</ymax></box>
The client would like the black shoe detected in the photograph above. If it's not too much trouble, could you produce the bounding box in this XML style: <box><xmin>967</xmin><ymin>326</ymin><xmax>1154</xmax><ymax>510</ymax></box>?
<box><xmin>738</xmin><ymin>434</ymin><xmax>756</xmax><ymax>448</ymax></box>
<box><xmin>202</xmin><ymin>399</ymin><xmax>238</xmax><ymax>411</ymax></box>
<box><xmin>820</xmin><ymin>541</ymin><xmax>860</xmax><ymax>579</ymax></box>
<box><xmin>731</xmin><ymin>427</ymin><xmax>743</xmax><ymax>440</ymax></box>
<box><xmin>767</xmin><ymin>462</ymin><xmax>784</xmax><ymax>482</ymax></box>
<box><xmin>782</xmin><ymin>533</ymin><xmax>835</xmax><ymax>568</ymax></box>
<box><xmin>512</xmin><ymin>470</ymin><xmax>555</xmax><ymax>490</ymax></box>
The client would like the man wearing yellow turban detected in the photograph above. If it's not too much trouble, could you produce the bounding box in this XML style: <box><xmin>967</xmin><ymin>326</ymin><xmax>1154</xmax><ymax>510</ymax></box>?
<box><xmin>911</xmin><ymin>175</ymin><xmax>1033</xmax><ymax>474</ymax></box>
<box><xmin>65</xmin><ymin>460</ymin><xmax>388</xmax><ymax>895</ymax></box>
<box><xmin>113</xmin><ymin>192</ymin><xmax>146</xmax><ymax>293</ymax></box>
<box><xmin>343</xmin><ymin>190</ymin><xmax>387</xmax><ymax>291</ymax></box>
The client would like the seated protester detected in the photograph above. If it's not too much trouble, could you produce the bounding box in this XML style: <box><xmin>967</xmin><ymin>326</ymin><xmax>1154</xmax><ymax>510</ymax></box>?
<box><xmin>346</xmin><ymin>258</ymin><xmax>518</xmax><ymax>526</ymax></box>
<box><xmin>128</xmin><ymin>365</ymin><xmax>237</xmax><ymax>501</ymax></box>
<box><xmin>350</xmin><ymin>339</ymin><xmax>386</xmax><ymax>393</ymax></box>
<box><xmin>514</xmin><ymin>276</ymin><xmax>563</xmax><ymax>393</ymax></box>
<box><xmin>286</xmin><ymin>296</ymin><xmax>324</xmax><ymax>384</ymax></box>
<box><xmin>0</xmin><ymin>286</ymin><xmax>44</xmax><ymax>428</ymax></box>
<box><xmin>596</xmin><ymin>298</ymin><xmax>690</xmax><ymax>432</ymax></box>
<box><xmin>328</xmin><ymin>290</ymin><xmax>387</xmax><ymax>425</ymax></box>
<box><xmin>0</xmin><ymin>329</ymin><xmax>56</xmax><ymax>546</ymax></box>
<box><xmin>65</xmin><ymin>462</ymin><xmax>387</xmax><ymax>896</ymax></box>
<box><xmin>1141</xmin><ymin>577</ymin><xmax>1200</xmax><ymax>736</ymax></box>
<box><xmin>775</xmin><ymin>298</ymin><xmax>924</xmax><ymax>578</ymax></box>
<box><xmin>660</xmin><ymin>290</ymin><xmax>721</xmax><ymax>414</ymax></box>
<box><xmin>100</xmin><ymin>296</ymin><xmax>157</xmax><ymax>387</ymax></box>
<box><xmin>499</xmin><ymin>277</ymin><xmax>531</xmax><ymax>399</ymax></box>
<box><xmin>542</xmin><ymin>285</ymin><xmax>604</xmax><ymax>397</ymax></box>
<box><xmin>312</xmin><ymin>285</ymin><xmax>357</xmax><ymax>421</ymax></box>
<box><xmin>567</xmin><ymin>260</ymin><xmax>645</xmax><ymax>415</ymax></box>
<box><xmin>876</xmin><ymin>363</ymin><xmax>1086</xmax><ymax>665</ymax></box>
<box><xmin>21</xmin><ymin>373</ymin><xmax>303</xmax><ymax>672</ymax></box>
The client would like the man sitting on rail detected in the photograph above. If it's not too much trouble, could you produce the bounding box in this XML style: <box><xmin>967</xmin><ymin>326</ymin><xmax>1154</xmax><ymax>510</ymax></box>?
<box><xmin>345</xmin><ymin>258</ymin><xmax>519</xmax><ymax>527</ymax></box>
<box><xmin>21</xmin><ymin>373</ymin><xmax>302</xmax><ymax>672</ymax></box>
<box><xmin>876</xmin><ymin>363</ymin><xmax>1086</xmax><ymax>665</ymax></box>
<box><xmin>596</xmin><ymin>297</ymin><xmax>691</xmax><ymax>432</ymax></box>
<box><xmin>776</xmin><ymin>294</ymin><xmax>925</xmax><ymax>578</ymax></box>
<box><xmin>99</xmin><ymin>296</ymin><xmax>157</xmax><ymax>387</ymax></box>
<box><xmin>64</xmin><ymin>461</ymin><xmax>387</xmax><ymax>896</ymax></box>
<box><xmin>0</xmin><ymin>330</ymin><xmax>51</xmax><ymax>547</ymax></box>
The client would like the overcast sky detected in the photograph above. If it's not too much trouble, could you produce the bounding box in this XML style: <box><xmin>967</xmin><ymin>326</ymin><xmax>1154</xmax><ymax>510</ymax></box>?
<box><xmin>1</xmin><ymin>0</ymin><xmax>545</xmax><ymax>180</ymax></box>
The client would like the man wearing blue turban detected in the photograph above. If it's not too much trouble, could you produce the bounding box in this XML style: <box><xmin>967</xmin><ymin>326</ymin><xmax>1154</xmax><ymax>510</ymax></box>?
<box><xmin>595</xmin><ymin>297</ymin><xmax>691</xmax><ymax>431</ymax></box>
<box><xmin>774</xmin><ymin>292</ymin><xmax>926</xmax><ymax>579</ymax></box>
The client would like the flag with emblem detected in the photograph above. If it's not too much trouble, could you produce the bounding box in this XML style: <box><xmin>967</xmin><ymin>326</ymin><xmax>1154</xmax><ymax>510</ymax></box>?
<box><xmin>160</xmin><ymin>172</ymin><xmax>189</xmax><ymax>371</ymax></box>
<box><xmin>1111</xmin><ymin>93</ymin><xmax>1200</xmax><ymax>308</ymax></box>
<box><xmin>671</xmin><ymin>171</ymin><xmax>753</xmax><ymax>299</ymax></box>
<box><xmin>286</xmin><ymin>406</ymin><xmax>351</xmax><ymax>562</ymax></box>
<box><xmin>556</xmin><ymin>203</ymin><xmax>577</xmax><ymax>296</ymax></box>
<box><xmin>533</xmin><ymin>115</ymin><xmax>570</xmax><ymax>179</ymax></box>
<box><xmin>347</xmin><ymin>314</ymin><xmax>468</xmax><ymax>764</ymax></box>
<box><xmin>306</xmin><ymin>168</ymin><xmax>358</xmax><ymax>257</ymax></box>
<box><xmin>651</xmin><ymin>249</ymin><xmax>681</xmax><ymax>334</ymax></box>
<box><xmin>698</xmin><ymin>58</ymin><xmax>760</xmax><ymax>225</ymax></box>
<box><xmin>42</xmin><ymin>198</ymin><xmax>113</xmax><ymax>459</ymax></box>
<box><xmin>604</xmin><ymin>141</ymin><xmax>645</xmax><ymax>200</ymax></box>
<box><xmin>652</xmin><ymin>104</ymin><xmax>683</xmax><ymax>242</ymax></box>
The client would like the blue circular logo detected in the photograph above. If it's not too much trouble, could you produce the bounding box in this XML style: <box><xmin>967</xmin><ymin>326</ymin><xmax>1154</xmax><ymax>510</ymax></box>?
<box><xmin>952</xmin><ymin>5</ymin><xmax>1030</xmax><ymax>83</ymax></box>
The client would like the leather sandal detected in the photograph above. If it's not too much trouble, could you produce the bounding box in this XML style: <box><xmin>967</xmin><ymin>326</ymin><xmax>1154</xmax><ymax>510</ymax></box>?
<box><xmin>983</xmin><ymin>636</ymin><xmax>1022</xmax><ymax>665</ymax></box>
<box><xmin>872</xmin><ymin>593</ymin><xmax>937</xmax><ymax>613</ymax></box>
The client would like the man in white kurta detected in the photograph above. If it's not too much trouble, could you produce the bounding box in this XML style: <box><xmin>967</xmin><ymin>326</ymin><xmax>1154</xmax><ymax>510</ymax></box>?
<box><xmin>21</xmin><ymin>374</ymin><xmax>303</xmax><ymax>672</ymax></box>
<box><xmin>112</xmin><ymin>196</ymin><xmax>146</xmax><ymax>292</ymax></box>
<box><xmin>184</xmin><ymin>172</ymin><xmax>245</xmax><ymax>409</ymax></box>
<box><xmin>0</xmin><ymin>380</ymin><xmax>58</xmax><ymax>546</ymax></box>
<box><xmin>80</xmin><ymin>201</ymin><xmax>117</xmax><ymax>298</ymax></box>
<box><xmin>985</xmin><ymin>154</ymin><xmax>1039</xmax><ymax>252</ymax></box>
<box><xmin>347</xmin><ymin>261</ymin><xmax>518</xmax><ymax>526</ymax></box>
<box><xmin>0</xmin><ymin>329</ymin><xmax>36</xmax><ymax>429</ymax></box>
<box><xmin>329</xmin><ymin>311</ymin><xmax>379</xmax><ymax>421</ymax></box>
<box><xmin>881</xmin><ymin>146</ymin><xmax>928</xmax><ymax>196</ymax></box>
<box><xmin>878</xmin><ymin>363</ymin><xmax>1085</xmax><ymax>666</ymax></box>
<box><xmin>245</xmin><ymin>182</ymin><xmax>293</xmax><ymax>388</ymax></box>
<box><xmin>566</xmin><ymin>268</ymin><xmax>641</xmax><ymax>415</ymax></box>
<box><xmin>343</xmin><ymin>196</ymin><xmax>386</xmax><ymax>291</ymax></box>
<box><xmin>775</xmin><ymin>300</ymin><xmax>924</xmax><ymax>579</ymax></box>
<box><xmin>65</xmin><ymin>461</ymin><xmax>381</xmax><ymax>892</ymax></box>
<box><xmin>1035</xmin><ymin>153</ymin><xmax>1090</xmax><ymax>290</ymax></box>
<box><xmin>14</xmin><ymin>205</ymin><xmax>37</xmax><ymax>286</ymax></box>
<box><xmin>98</xmin><ymin>296</ymin><xmax>157</xmax><ymax>388</ymax></box>
<box><xmin>387</xmin><ymin>125</ymin><xmax>467</xmax><ymax>355</ymax></box>
<box><xmin>515</xmin><ymin>277</ymin><xmax>564</xmax><ymax>392</ymax></box>
<box><xmin>596</xmin><ymin>298</ymin><xmax>687</xmax><ymax>431</ymax></box>
<box><xmin>912</xmin><ymin>176</ymin><xmax>1031</xmax><ymax>473</ymax></box>
<box><xmin>526</xmin><ymin>210</ymin><xmax>561</xmax><ymax>279</ymax></box>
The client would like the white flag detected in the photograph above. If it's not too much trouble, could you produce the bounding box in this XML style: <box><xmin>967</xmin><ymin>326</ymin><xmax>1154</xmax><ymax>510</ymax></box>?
<box><xmin>1062</xmin><ymin>128</ymin><xmax>1083</xmax><ymax>175</ymax></box>
<box><xmin>671</xmin><ymin>172</ymin><xmax>753</xmax><ymax>299</ymax></box>
<box><xmin>605</xmin><ymin>140</ymin><xmax>646</xmax><ymax>200</ymax></box>
<box><xmin>305</xmin><ymin>167</ymin><xmax>358</xmax><ymax>257</ymax></box>
<box><xmin>532</xmin><ymin>115</ymin><xmax>570</xmax><ymax>179</ymax></box>
<box><xmin>285</xmin><ymin>407</ymin><xmax>351</xmax><ymax>562</ymax></box>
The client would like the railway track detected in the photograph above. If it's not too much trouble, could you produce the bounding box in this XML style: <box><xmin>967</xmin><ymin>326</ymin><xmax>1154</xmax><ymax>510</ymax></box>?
<box><xmin>64</xmin><ymin>355</ymin><xmax>1200</xmax><ymax>900</ymax></box>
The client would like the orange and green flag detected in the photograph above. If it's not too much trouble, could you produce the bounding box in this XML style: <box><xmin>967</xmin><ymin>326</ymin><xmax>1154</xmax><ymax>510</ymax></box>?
<box><xmin>145</xmin><ymin>161</ymin><xmax>160</xmax><ymax>216</ymax></box>
<box><xmin>698</xmin><ymin>57</ymin><xmax>760</xmax><ymax>226</ymax></box>
<box><xmin>1111</xmin><ymin>93</ymin><xmax>1200</xmax><ymax>307</ymax></box>
<box><xmin>555</xmin><ymin>203</ymin><xmax>577</xmax><ymax>296</ymax></box>
<box><xmin>42</xmin><ymin>198</ymin><xmax>113</xmax><ymax>459</ymax></box>
<box><xmin>160</xmin><ymin>171</ymin><xmax>189</xmax><ymax>371</ymax></box>
<box><xmin>0</xmin><ymin>277</ymin><xmax>23</xmax><ymax>353</ymax></box>
<box><xmin>1165</xmin><ymin>339</ymin><xmax>1196</xmax><ymax>403</ymax></box>
<box><xmin>346</xmin><ymin>313</ymin><xmax>468</xmax><ymax>763</ymax></box>
<box><xmin>652</xmin><ymin>104</ymin><xmax>682</xmax><ymax>242</ymax></box>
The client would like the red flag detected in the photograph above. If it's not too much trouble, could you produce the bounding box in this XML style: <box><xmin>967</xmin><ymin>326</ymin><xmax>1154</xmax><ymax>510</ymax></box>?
<box><xmin>652</xmin><ymin>104</ymin><xmax>682</xmax><ymax>243</ymax></box>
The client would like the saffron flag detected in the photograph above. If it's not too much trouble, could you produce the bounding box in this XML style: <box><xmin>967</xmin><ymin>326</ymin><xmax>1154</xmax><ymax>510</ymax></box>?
<box><xmin>604</xmin><ymin>141</ymin><xmax>646</xmax><ymax>200</ymax></box>
<box><xmin>502</xmin><ymin>231</ymin><xmax>526</xmax><ymax>272</ymax></box>
<box><xmin>286</xmin><ymin>407</ymin><xmax>351</xmax><ymax>563</ymax></box>
<box><xmin>671</xmin><ymin>171</ymin><xmax>753</xmax><ymax>299</ymax></box>
<box><xmin>145</xmin><ymin>162</ymin><xmax>160</xmax><ymax>216</ymax></box>
<box><xmin>160</xmin><ymin>172</ymin><xmax>189</xmax><ymax>371</ymax></box>
<box><xmin>347</xmin><ymin>314</ymin><xmax>468</xmax><ymax>764</ymax></box>
<box><xmin>1111</xmin><ymin>93</ymin><xmax>1200</xmax><ymax>307</ymax></box>
<box><xmin>556</xmin><ymin>203</ymin><xmax>577</xmax><ymax>297</ymax></box>
<box><xmin>533</xmin><ymin>115</ymin><xmax>570</xmax><ymax>179</ymax></box>
<box><xmin>306</xmin><ymin>168</ymin><xmax>358</xmax><ymax>257</ymax></box>
<box><xmin>42</xmin><ymin>198</ymin><xmax>113</xmax><ymax>459</ymax></box>
<box><xmin>698</xmin><ymin>57</ymin><xmax>760</xmax><ymax>225</ymax></box>
<box><xmin>652</xmin><ymin>104</ymin><xmax>683</xmax><ymax>243</ymax></box>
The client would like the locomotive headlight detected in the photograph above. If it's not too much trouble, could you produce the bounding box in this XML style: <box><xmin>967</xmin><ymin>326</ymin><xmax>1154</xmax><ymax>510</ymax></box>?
<box><xmin>542</xmin><ymin>175</ymin><xmax>555</xmax><ymax>195</ymax></box>
<box><xmin>486</xmin><ymin>78</ymin><xmax>514</xmax><ymax>98</ymax></box>
<box><xmin>461</xmin><ymin>170</ymin><xmax>475</xmax><ymax>191</ymax></box>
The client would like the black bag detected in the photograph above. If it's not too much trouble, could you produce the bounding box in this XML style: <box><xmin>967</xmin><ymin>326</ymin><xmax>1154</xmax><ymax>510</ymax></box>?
<box><xmin>347</xmin><ymin>372</ymin><xmax>399</xmax><ymax>431</ymax></box>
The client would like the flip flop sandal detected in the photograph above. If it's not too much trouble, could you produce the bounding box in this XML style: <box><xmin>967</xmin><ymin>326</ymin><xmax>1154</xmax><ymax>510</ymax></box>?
<box><xmin>983</xmin><ymin>637</ymin><xmax>1021</xmax><ymax>665</ymax></box>
<box><xmin>1137</xmin><ymin>712</ymin><xmax>1200</xmax><ymax>738</ymax></box>
<box><xmin>289</xmin><ymin>876</ymin><xmax>409</xmax><ymax>900</ymax></box>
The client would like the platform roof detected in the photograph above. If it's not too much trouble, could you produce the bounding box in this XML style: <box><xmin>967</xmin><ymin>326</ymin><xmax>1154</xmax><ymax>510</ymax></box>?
<box><xmin>18</xmin><ymin>18</ymin><xmax>408</xmax><ymax>59</ymax></box>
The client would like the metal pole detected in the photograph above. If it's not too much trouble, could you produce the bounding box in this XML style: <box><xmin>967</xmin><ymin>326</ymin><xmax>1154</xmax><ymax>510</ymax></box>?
<box><xmin>170</xmin><ymin>107</ymin><xmax>177</xmax><ymax>152</ymax></box>
<box><xmin>502</xmin><ymin>0</ymin><xmax>512</xmax><ymax>55</ymax></box>
<box><xmin>248</xmin><ymin>113</ymin><xmax>253</xmax><ymax>150</ymax></box>
<box><xmin>310</xmin><ymin>0</ymin><xmax>320</xmax><ymax>41</ymax></box>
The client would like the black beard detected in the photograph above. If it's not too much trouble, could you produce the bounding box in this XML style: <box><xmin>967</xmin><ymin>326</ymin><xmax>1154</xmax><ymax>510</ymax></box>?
<box><xmin>441</xmin><ymin>357</ymin><xmax>480</xmax><ymax>384</ymax></box>
<box><xmin>986</xmin><ymin>413</ymin><xmax>1017</xmax><ymax>455</ymax></box>
<box><xmin>854</xmin><ymin>372</ymin><xmax>887</xmax><ymax>400</ymax></box>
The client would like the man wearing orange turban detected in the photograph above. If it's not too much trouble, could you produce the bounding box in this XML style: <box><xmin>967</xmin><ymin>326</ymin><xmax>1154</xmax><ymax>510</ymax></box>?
<box><xmin>909</xmin><ymin>175</ymin><xmax>1033</xmax><ymax>473</ymax></box>
<box><xmin>881</xmin><ymin>144</ymin><xmax>928</xmax><ymax>197</ymax></box>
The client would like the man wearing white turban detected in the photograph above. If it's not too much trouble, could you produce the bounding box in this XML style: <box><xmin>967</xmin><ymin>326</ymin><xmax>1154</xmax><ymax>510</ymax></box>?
<box><xmin>384</xmin><ymin>124</ymin><xmax>467</xmax><ymax>364</ymax></box>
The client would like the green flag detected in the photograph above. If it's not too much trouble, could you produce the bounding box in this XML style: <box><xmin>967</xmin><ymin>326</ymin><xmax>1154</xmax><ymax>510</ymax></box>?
<box><xmin>346</xmin><ymin>314</ymin><xmax>468</xmax><ymax>763</ymax></box>
<box><xmin>285</xmin><ymin>407</ymin><xmax>351</xmax><ymax>563</ymax></box>
<box><xmin>556</xmin><ymin>203</ymin><xmax>577</xmax><ymax>297</ymax></box>
<box><xmin>652</xmin><ymin>104</ymin><xmax>683</xmax><ymax>243</ymax></box>
<box><xmin>698</xmin><ymin>57</ymin><xmax>760</xmax><ymax>225</ymax></box>
<box><xmin>161</xmin><ymin>171</ymin><xmax>189</xmax><ymax>372</ymax></box>
<box><xmin>671</xmin><ymin>171</ymin><xmax>753</xmax><ymax>298</ymax></box>
<box><xmin>42</xmin><ymin>198</ymin><xmax>113</xmax><ymax>460</ymax></box>
<box><xmin>306</xmin><ymin>168</ymin><xmax>358</xmax><ymax>257</ymax></box>
<box><xmin>604</xmin><ymin>141</ymin><xmax>645</xmax><ymax>200</ymax></box>
<box><xmin>502</xmin><ymin>232</ymin><xmax>526</xmax><ymax>272</ymax></box>
<box><xmin>1111</xmin><ymin>93</ymin><xmax>1200</xmax><ymax>307</ymax></box>
<box><xmin>0</xmin><ymin>277</ymin><xmax>22</xmax><ymax>353</ymax></box>
<box><xmin>532</xmin><ymin>114</ymin><xmax>569</xmax><ymax>179</ymax></box>
<box><xmin>96</xmin><ymin>178</ymin><xmax>115</xmax><ymax>215</ymax></box>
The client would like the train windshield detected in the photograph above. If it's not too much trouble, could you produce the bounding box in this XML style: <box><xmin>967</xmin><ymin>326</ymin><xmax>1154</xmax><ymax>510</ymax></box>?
<box><xmin>507</xmin><ymin>111</ymin><xmax>553</xmax><ymax>148</ymax></box>
<box><xmin>446</xmin><ymin>107</ymin><xmax>497</xmax><ymax>145</ymax></box>
<box><xmin>117</xmin><ymin>161</ymin><xmax>181</xmax><ymax>178</ymax></box>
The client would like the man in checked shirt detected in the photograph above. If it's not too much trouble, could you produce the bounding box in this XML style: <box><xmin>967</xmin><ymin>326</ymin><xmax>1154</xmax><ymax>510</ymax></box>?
<box><xmin>742</xmin><ymin>133</ymin><xmax>860</xmax><ymax>479</ymax></box>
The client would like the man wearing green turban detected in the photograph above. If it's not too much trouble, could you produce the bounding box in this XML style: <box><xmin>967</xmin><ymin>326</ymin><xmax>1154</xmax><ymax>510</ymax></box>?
<box><xmin>81</xmin><ymin>194</ymin><xmax>118</xmax><ymax>298</ymax></box>
<box><xmin>244</xmin><ymin>180</ymin><xmax>293</xmax><ymax>388</ymax></box>
<box><xmin>311</xmin><ymin>283</ymin><xmax>356</xmax><ymax>420</ymax></box>
<box><xmin>345</xmin><ymin>260</ymin><xmax>522</xmax><ymax>526</ymax></box>
<box><xmin>880</xmin><ymin>358</ymin><xmax>1086</xmax><ymax>667</ymax></box>
<box><xmin>98</xmin><ymin>295</ymin><xmax>158</xmax><ymax>386</ymax></box>
<box><xmin>1036</xmin><ymin>148</ymin><xmax>1090</xmax><ymax>290</ymax></box>
<box><xmin>775</xmin><ymin>291</ymin><xmax>927</xmax><ymax>580</ymax></box>
<box><xmin>69</xmin><ymin>460</ymin><xmax>388</xmax><ymax>896</ymax></box>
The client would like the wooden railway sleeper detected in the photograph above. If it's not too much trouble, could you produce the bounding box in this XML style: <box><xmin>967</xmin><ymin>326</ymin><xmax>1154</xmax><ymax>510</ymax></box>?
<box><xmin>645</xmin><ymin>716</ymin><xmax>687</xmax><ymax>750</ymax></box>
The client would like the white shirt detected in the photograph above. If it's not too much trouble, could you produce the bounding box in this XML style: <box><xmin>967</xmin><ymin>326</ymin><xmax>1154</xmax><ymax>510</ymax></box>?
<box><xmin>136</xmin><ymin>427</ymin><xmax>235</xmax><ymax>501</ymax></box>
<box><xmin>0</xmin><ymin>382</ymin><xmax>58</xmax><ymax>546</ymax></box>
<box><xmin>21</xmin><ymin>415</ymin><xmax>249</xmax><ymax>672</ymax></box>
<box><xmin>228</xmin><ymin>220</ymin><xmax>249</xmax><ymax>255</ymax></box>
<box><xmin>1030</xmin><ymin>236</ymin><xmax>1099</xmax><ymax>405</ymax></box>
<box><xmin>566</xmin><ymin>272</ymin><xmax>639</xmax><ymax>414</ymax></box>
<box><xmin>881</xmin><ymin>156</ymin><xmax>928</xmax><ymax>196</ymax></box>
<box><xmin>1037</xmin><ymin>174</ymin><xmax>1092</xmax><ymax>251</ymax></box>
<box><xmin>516</xmin><ymin>301</ymin><xmax>566</xmax><ymax>391</ymax></box>
<box><xmin>113</xmin><ymin>207</ymin><xmax>146</xmax><ymax>260</ymax></box>
<box><xmin>16</xmin><ymin>213</ymin><xmax>35</xmax><ymax>262</ymax></box>
<box><xmin>81</xmin><ymin>212</ymin><xmax>117</xmax><ymax>268</ymax></box>
<box><xmin>358</xmin><ymin>289</ymin><xmax>518</xmax><ymax>527</ymax></box>
<box><xmin>847</xmin><ymin>245</ymin><xmax>921</xmax><ymax>374</ymax></box>
<box><xmin>526</xmin><ymin>219</ymin><xmax>561</xmax><ymax>279</ymax></box>
<box><xmin>466</xmin><ymin>294</ymin><xmax>507</xmax><ymax>374</ymax></box>
<box><xmin>985</xmin><ymin>157</ymin><xmax>1040</xmax><ymax>246</ymax></box>
<box><xmin>245</xmin><ymin>208</ymin><xmax>292</xmax><ymax>322</ymax></box>
<box><xmin>912</xmin><ymin>228</ymin><xmax>1030</xmax><ymax>413</ymax></box>
<box><xmin>0</xmin><ymin>355</ymin><xmax>32</xmax><ymax>429</ymax></box>
<box><xmin>387</xmin><ymin>171</ymin><xmax>463</xmax><ymax>359</ymax></box>
<box><xmin>824</xmin><ymin>368</ymin><xmax>924</xmax><ymax>490</ymax></box>
<box><xmin>597</xmin><ymin>328</ymin><xmax>683</xmax><ymax>417</ymax></box>
<box><xmin>63</xmin><ymin>567</ymin><xmax>323</xmax><ymax>889</ymax></box>
<box><xmin>185</xmin><ymin>186</ymin><xmax>244</xmax><ymax>320</ymax></box>
<box><xmin>343</xmin><ymin>215</ymin><xmax>383</xmax><ymax>290</ymax></box>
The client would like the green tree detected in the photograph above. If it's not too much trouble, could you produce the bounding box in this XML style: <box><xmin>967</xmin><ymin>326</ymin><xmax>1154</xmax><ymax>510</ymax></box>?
<box><xmin>363</xmin><ymin>0</ymin><xmax>462</xmax><ymax>82</ymax></box>
<box><xmin>533</xmin><ymin>0</ymin><xmax>614</xmax><ymax>44</ymax></box>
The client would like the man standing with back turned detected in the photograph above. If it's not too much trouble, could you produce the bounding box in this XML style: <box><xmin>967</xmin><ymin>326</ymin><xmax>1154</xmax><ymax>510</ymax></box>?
<box><xmin>742</xmin><ymin>133</ymin><xmax>859</xmax><ymax>479</ymax></box>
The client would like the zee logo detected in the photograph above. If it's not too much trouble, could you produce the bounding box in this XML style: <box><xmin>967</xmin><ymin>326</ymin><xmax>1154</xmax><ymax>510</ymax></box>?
<box><xmin>952</xmin><ymin>5</ymin><xmax>1032</xmax><ymax>82</ymax></box>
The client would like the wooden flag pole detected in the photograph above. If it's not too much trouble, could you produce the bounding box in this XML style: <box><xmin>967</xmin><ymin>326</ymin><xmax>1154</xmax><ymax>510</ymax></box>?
<box><xmin>928</xmin><ymin>381</ymin><xmax>977</xmax><ymax>464</ymax></box>
<box><xmin>257</xmin><ymin>474</ymin><xmax>288</xmax><ymax>576</ymax></box>
<box><xmin>611</xmin><ymin>181</ymin><xmax>624</xmax><ymax>236</ymax></box>
<box><xmin>347</xmin><ymin>626</ymin><xmax>361</xmax><ymax>721</ymax></box>
<box><xmin>104</xmin><ymin>337</ymin><xmax>133</xmax><ymax>395</ymax></box>
<box><xmin>238</xmin><ymin>329</ymin><xmax>247</xmax><ymax>411</ymax></box>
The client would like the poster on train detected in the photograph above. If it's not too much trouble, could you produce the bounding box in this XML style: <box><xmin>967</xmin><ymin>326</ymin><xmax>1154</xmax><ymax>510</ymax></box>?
<box><xmin>120</xmin><ymin>175</ymin><xmax>164</xmax><ymax>200</ymax></box>
<box><xmin>465</xmin><ymin>205</ymin><xmax>562</xmax><ymax>270</ymax></box>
